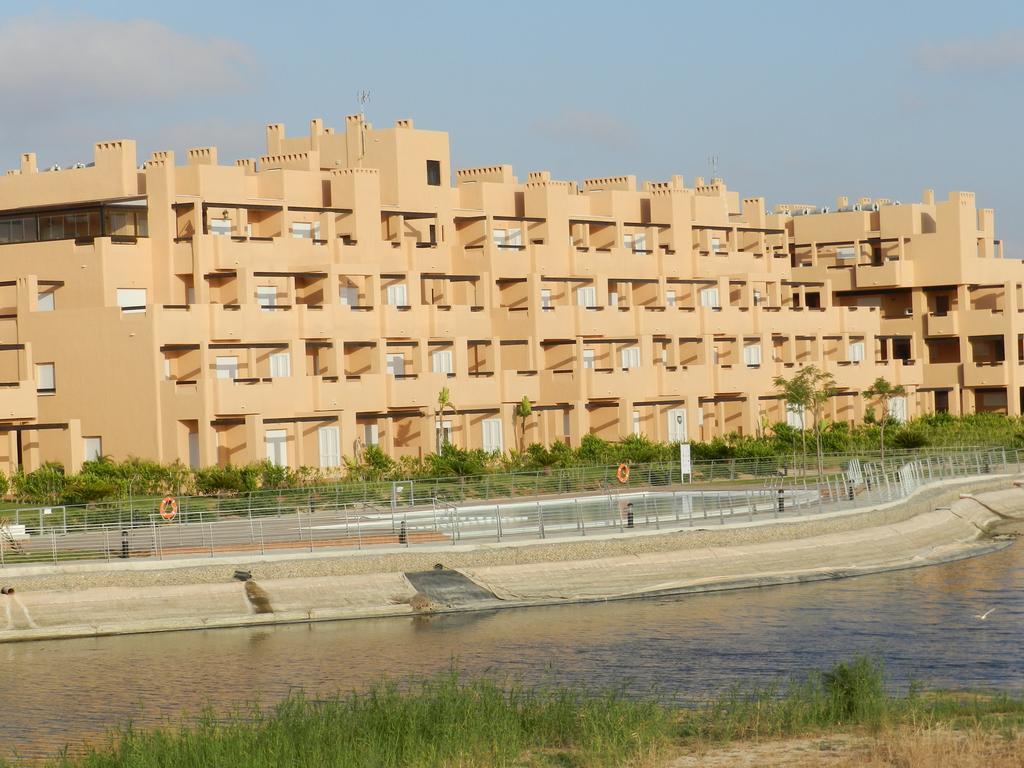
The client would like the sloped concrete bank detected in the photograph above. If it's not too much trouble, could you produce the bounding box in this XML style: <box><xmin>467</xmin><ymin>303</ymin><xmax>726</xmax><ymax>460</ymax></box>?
<box><xmin>0</xmin><ymin>474</ymin><xmax>1021</xmax><ymax>643</ymax></box>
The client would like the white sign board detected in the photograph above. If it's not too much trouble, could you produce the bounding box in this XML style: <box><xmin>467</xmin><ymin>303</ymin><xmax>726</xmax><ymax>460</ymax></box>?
<box><xmin>680</xmin><ymin>443</ymin><xmax>692</xmax><ymax>481</ymax></box>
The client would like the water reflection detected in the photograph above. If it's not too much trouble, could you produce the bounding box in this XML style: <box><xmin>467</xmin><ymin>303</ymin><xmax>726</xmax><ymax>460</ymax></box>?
<box><xmin>1</xmin><ymin>542</ymin><xmax>1021</xmax><ymax>762</ymax></box>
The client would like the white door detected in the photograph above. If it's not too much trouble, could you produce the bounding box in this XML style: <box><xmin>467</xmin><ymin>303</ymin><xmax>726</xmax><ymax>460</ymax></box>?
<box><xmin>215</xmin><ymin>356</ymin><xmax>238</xmax><ymax>380</ymax></box>
<box><xmin>888</xmin><ymin>396</ymin><xmax>908</xmax><ymax>423</ymax></box>
<box><xmin>540</xmin><ymin>289</ymin><xmax>552</xmax><ymax>309</ymax></box>
<box><xmin>665</xmin><ymin>289</ymin><xmax>676</xmax><ymax>307</ymax></box>
<box><xmin>491</xmin><ymin>227</ymin><xmax>507</xmax><ymax>246</ymax></box>
<box><xmin>386</xmin><ymin>283</ymin><xmax>408</xmax><ymax>306</ymax></box>
<box><xmin>667</xmin><ymin>408</ymin><xmax>687</xmax><ymax>442</ymax></box>
<box><xmin>431</xmin><ymin>349</ymin><xmax>453</xmax><ymax>374</ymax></box>
<box><xmin>386</xmin><ymin>353</ymin><xmax>405</xmax><ymax>377</ymax></box>
<box><xmin>290</xmin><ymin>221</ymin><xmax>314</xmax><ymax>239</ymax></box>
<box><xmin>36</xmin><ymin>362</ymin><xmax>55</xmax><ymax>393</ymax></box>
<box><xmin>116</xmin><ymin>288</ymin><xmax>147</xmax><ymax>314</ymax></box>
<box><xmin>743</xmin><ymin>343</ymin><xmax>762</xmax><ymax>367</ymax></box>
<box><xmin>482</xmin><ymin>418</ymin><xmax>503</xmax><ymax>452</ymax></box>
<box><xmin>848</xmin><ymin>341</ymin><xmax>865</xmax><ymax>362</ymax></box>
<box><xmin>188</xmin><ymin>432</ymin><xmax>200</xmax><ymax>469</ymax></box>
<box><xmin>620</xmin><ymin>346</ymin><xmax>641</xmax><ymax>369</ymax></box>
<box><xmin>435</xmin><ymin>420</ymin><xmax>452</xmax><ymax>450</ymax></box>
<box><xmin>318</xmin><ymin>425</ymin><xmax>341</xmax><ymax>468</ymax></box>
<box><xmin>269</xmin><ymin>351</ymin><xmax>291</xmax><ymax>378</ymax></box>
<box><xmin>632</xmin><ymin>410</ymin><xmax>642</xmax><ymax>436</ymax></box>
<box><xmin>364</xmin><ymin>423</ymin><xmax>380</xmax><ymax>446</ymax></box>
<box><xmin>575</xmin><ymin>286</ymin><xmax>596</xmax><ymax>308</ymax></box>
<box><xmin>699</xmin><ymin>287</ymin><xmax>720</xmax><ymax>308</ymax></box>
<box><xmin>786</xmin><ymin>402</ymin><xmax>804</xmax><ymax>429</ymax></box>
<box><xmin>583</xmin><ymin>349</ymin><xmax>596</xmax><ymax>369</ymax></box>
<box><xmin>256</xmin><ymin>285</ymin><xmax>277</xmax><ymax>309</ymax></box>
<box><xmin>265</xmin><ymin>429</ymin><xmax>288</xmax><ymax>466</ymax></box>
<box><xmin>710</xmin><ymin>236</ymin><xmax>722</xmax><ymax>253</ymax></box>
<box><xmin>608</xmin><ymin>290</ymin><xmax>619</xmax><ymax>307</ymax></box>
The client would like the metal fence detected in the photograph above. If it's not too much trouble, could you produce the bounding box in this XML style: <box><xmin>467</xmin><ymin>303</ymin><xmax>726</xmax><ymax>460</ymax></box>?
<box><xmin>0</xmin><ymin>447</ymin><xmax>1015</xmax><ymax>567</ymax></box>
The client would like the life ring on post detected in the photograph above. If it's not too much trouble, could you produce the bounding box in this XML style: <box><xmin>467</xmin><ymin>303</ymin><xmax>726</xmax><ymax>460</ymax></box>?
<box><xmin>616</xmin><ymin>464</ymin><xmax>630</xmax><ymax>484</ymax></box>
<box><xmin>159</xmin><ymin>496</ymin><xmax>178</xmax><ymax>521</ymax></box>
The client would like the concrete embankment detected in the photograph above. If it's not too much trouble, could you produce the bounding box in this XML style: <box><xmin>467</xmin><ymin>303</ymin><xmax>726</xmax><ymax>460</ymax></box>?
<box><xmin>1</xmin><ymin>474</ymin><xmax>1021</xmax><ymax>643</ymax></box>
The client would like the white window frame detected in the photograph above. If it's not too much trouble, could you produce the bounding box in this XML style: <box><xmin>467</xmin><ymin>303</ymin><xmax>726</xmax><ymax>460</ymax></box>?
<box><xmin>710</xmin><ymin>236</ymin><xmax>722</xmax><ymax>253</ymax></box>
<box><xmin>665</xmin><ymin>289</ymin><xmax>676</xmax><ymax>307</ymax></box>
<box><xmin>786</xmin><ymin>402</ymin><xmax>804</xmax><ymax>429</ymax></box>
<box><xmin>256</xmin><ymin>285</ymin><xmax>277</xmax><ymax>309</ymax></box>
<box><xmin>632</xmin><ymin>409</ymin><xmax>642</xmax><ymax>436</ymax></box>
<box><xmin>385</xmin><ymin>283</ymin><xmax>408</xmax><ymax>307</ymax></box>
<box><xmin>836</xmin><ymin>246</ymin><xmax>856</xmax><ymax>260</ymax></box>
<box><xmin>84</xmin><ymin>436</ymin><xmax>103</xmax><ymax>462</ymax></box>
<box><xmin>743</xmin><ymin>342</ymin><xmax>763</xmax><ymax>368</ymax></box>
<box><xmin>540</xmin><ymin>288</ymin><xmax>552</xmax><ymax>309</ymax></box>
<box><xmin>37</xmin><ymin>288</ymin><xmax>55</xmax><ymax>312</ymax></box>
<box><xmin>364</xmin><ymin>423</ymin><xmax>380</xmax><ymax>446</ymax></box>
<box><xmin>36</xmin><ymin>362</ymin><xmax>55</xmax><ymax>393</ymax></box>
<box><xmin>265</xmin><ymin>429</ymin><xmax>288</xmax><ymax>466</ymax></box>
<box><xmin>576</xmin><ymin>286</ymin><xmax>597</xmax><ymax>308</ymax></box>
<box><xmin>318</xmin><ymin>425</ymin><xmax>341</xmax><ymax>469</ymax></box>
<box><xmin>491</xmin><ymin>227</ymin><xmax>507</xmax><ymax>247</ymax></box>
<box><xmin>699</xmin><ymin>287</ymin><xmax>720</xmax><ymax>308</ymax></box>
<box><xmin>435</xmin><ymin>419</ymin><xmax>453</xmax><ymax>450</ymax></box>
<box><xmin>116</xmin><ymin>288</ymin><xmax>147</xmax><ymax>314</ymax></box>
<box><xmin>667</xmin><ymin>408</ymin><xmax>687</xmax><ymax>442</ymax></box>
<box><xmin>888</xmin><ymin>395</ymin><xmax>908</xmax><ymax>423</ymax></box>
<box><xmin>582</xmin><ymin>348</ymin><xmax>596</xmax><ymax>370</ymax></box>
<box><xmin>215</xmin><ymin>356</ymin><xmax>238</xmax><ymax>381</ymax></box>
<box><xmin>620</xmin><ymin>346</ymin><xmax>641</xmax><ymax>370</ymax></box>
<box><xmin>210</xmin><ymin>218</ymin><xmax>232</xmax><ymax>236</ymax></box>
<box><xmin>482</xmin><ymin>418</ymin><xmax>503</xmax><ymax>452</ymax></box>
<box><xmin>608</xmin><ymin>291</ymin><xmax>619</xmax><ymax>307</ymax></box>
<box><xmin>340</xmin><ymin>284</ymin><xmax>359</xmax><ymax>306</ymax></box>
<box><xmin>431</xmin><ymin>349</ymin><xmax>454</xmax><ymax>375</ymax></box>
<box><xmin>848</xmin><ymin>341</ymin><xmax>866</xmax><ymax>363</ymax></box>
<box><xmin>269</xmin><ymin>351</ymin><xmax>291</xmax><ymax>378</ymax></box>
<box><xmin>290</xmin><ymin>221</ymin><xmax>319</xmax><ymax>239</ymax></box>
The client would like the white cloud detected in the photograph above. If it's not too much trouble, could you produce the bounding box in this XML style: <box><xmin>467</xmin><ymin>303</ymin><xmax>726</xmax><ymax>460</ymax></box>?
<box><xmin>0</xmin><ymin>13</ymin><xmax>253</xmax><ymax>114</ymax></box>
<box><xmin>914</xmin><ymin>29</ymin><xmax>1024</xmax><ymax>73</ymax></box>
<box><xmin>532</xmin><ymin>109</ymin><xmax>636</xmax><ymax>149</ymax></box>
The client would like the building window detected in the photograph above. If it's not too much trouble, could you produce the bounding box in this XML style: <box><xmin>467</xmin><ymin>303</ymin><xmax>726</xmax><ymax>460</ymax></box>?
<box><xmin>256</xmin><ymin>285</ymin><xmax>277</xmax><ymax>310</ymax></box>
<box><xmin>37</xmin><ymin>287</ymin><xmax>56</xmax><ymax>312</ymax></box>
<box><xmin>210</xmin><ymin>218</ymin><xmax>231</xmax><ymax>236</ymax></box>
<box><xmin>426</xmin><ymin>159</ymin><xmax>442</xmax><ymax>186</ymax></box>
<box><xmin>431</xmin><ymin>349</ymin><xmax>453</xmax><ymax>375</ymax></box>
<box><xmin>624</xmin><ymin>233</ymin><xmax>647</xmax><ymax>253</ymax></box>
<box><xmin>836</xmin><ymin>246</ymin><xmax>856</xmax><ymax>260</ymax></box>
<box><xmin>215</xmin><ymin>356</ymin><xmax>238</xmax><ymax>380</ymax></box>
<box><xmin>665</xmin><ymin>289</ymin><xmax>676</xmax><ymax>307</ymax></box>
<box><xmin>318</xmin><ymin>425</ymin><xmax>341</xmax><ymax>468</ymax></box>
<box><xmin>575</xmin><ymin>286</ymin><xmax>596</xmax><ymax>308</ymax></box>
<box><xmin>386</xmin><ymin>353</ymin><xmax>406</xmax><ymax>377</ymax></box>
<box><xmin>482</xmin><ymin>418</ymin><xmax>503</xmax><ymax>452</ymax></box>
<box><xmin>364</xmin><ymin>423</ymin><xmax>379</xmax><ymax>446</ymax></box>
<box><xmin>786</xmin><ymin>402</ymin><xmax>804</xmax><ymax>429</ymax></box>
<box><xmin>36</xmin><ymin>362</ymin><xmax>55</xmax><ymax>394</ymax></box>
<box><xmin>620</xmin><ymin>346</ymin><xmax>641</xmax><ymax>370</ymax></box>
<box><xmin>710</xmin><ymin>236</ymin><xmax>722</xmax><ymax>253</ymax></box>
<box><xmin>435</xmin><ymin>420</ymin><xmax>453</xmax><ymax>450</ymax></box>
<box><xmin>540</xmin><ymin>288</ymin><xmax>552</xmax><ymax>309</ymax></box>
<box><xmin>385</xmin><ymin>283</ymin><xmax>408</xmax><ymax>306</ymax></box>
<box><xmin>265</xmin><ymin>429</ymin><xmax>288</xmax><ymax>467</ymax></box>
<box><xmin>269</xmin><ymin>351</ymin><xmax>291</xmax><ymax>378</ymax></box>
<box><xmin>699</xmin><ymin>287</ymin><xmax>720</xmax><ymax>308</ymax></box>
<box><xmin>583</xmin><ymin>348</ymin><xmax>596</xmax><ymax>369</ymax></box>
<box><xmin>84</xmin><ymin>437</ymin><xmax>103</xmax><ymax>462</ymax></box>
<box><xmin>632</xmin><ymin>410</ymin><xmax>642</xmax><ymax>436</ymax></box>
<box><xmin>340</xmin><ymin>284</ymin><xmax>359</xmax><ymax>306</ymax></box>
<box><xmin>290</xmin><ymin>221</ymin><xmax>319</xmax><ymax>239</ymax></box>
<box><xmin>888</xmin><ymin>396</ymin><xmax>908</xmax><ymax>423</ymax></box>
<box><xmin>848</xmin><ymin>341</ymin><xmax>865</xmax><ymax>363</ymax></box>
<box><xmin>743</xmin><ymin>342</ymin><xmax>762</xmax><ymax>367</ymax></box>
<box><xmin>608</xmin><ymin>291</ymin><xmax>619</xmax><ymax>307</ymax></box>
<box><xmin>116</xmin><ymin>288</ymin><xmax>147</xmax><ymax>314</ymax></box>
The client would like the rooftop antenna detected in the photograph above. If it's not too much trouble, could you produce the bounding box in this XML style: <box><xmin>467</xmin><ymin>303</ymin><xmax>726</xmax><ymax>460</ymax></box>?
<box><xmin>356</xmin><ymin>90</ymin><xmax>371</xmax><ymax>166</ymax></box>
<box><xmin>707</xmin><ymin>154</ymin><xmax>719</xmax><ymax>181</ymax></box>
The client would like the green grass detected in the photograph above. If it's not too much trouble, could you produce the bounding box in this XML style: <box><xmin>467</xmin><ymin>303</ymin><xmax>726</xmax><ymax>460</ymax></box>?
<box><xmin>16</xmin><ymin>658</ymin><xmax>1024</xmax><ymax>768</ymax></box>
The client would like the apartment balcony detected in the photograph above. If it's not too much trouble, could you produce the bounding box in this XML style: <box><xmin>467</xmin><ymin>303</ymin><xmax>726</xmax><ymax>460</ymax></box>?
<box><xmin>963</xmin><ymin>361</ymin><xmax>1008</xmax><ymax>388</ymax></box>
<box><xmin>656</xmin><ymin>365</ymin><xmax>710</xmax><ymax>398</ymax></box>
<box><xmin>428</xmin><ymin>305</ymin><xmax>490</xmax><ymax>337</ymax></box>
<box><xmin>0</xmin><ymin>381</ymin><xmax>39</xmax><ymax>420</ymax></box>
<box><xmin>386</xmin><ymin>371</ymin><xmax>448</xmax><ymax>409</ymax></box>
<box><xmin>303</xmin><ymin>304</ymin><xmax>380</xmax><ymax>338</ymax></box>
<box><xmin>205</xmin><ymin>233</ymin><xmax>334</xmax><ymax>272</ymax></box>
<box><xmin>825</xmin><ymin>359</ymin><xmax>882</xmax><ymax>390</ymax></box>
<box><xmin>878</xmin><ymin>313</ymin><xmax>919</xmax><ymax>337</ymax></box>
<box><xmin>212</xmin><ymin>376</ymin><xmax>313</xmax><ymax>416</ymax></box>
<box><xmin>714</xmin><ymin>363</ymin><xmax>774</xmax><ymax>394</ymax></box>
<box><xmin>540</xmin><ymin>369</ymin><xmax>583</xmax><ymax>403</ymax></box>
<box><xmin>153</xmin><ymin>305</ymin><xmax>207</xmax><ymax>342</ymax></box>
<box><xmin>210</xmin><ymin>304</ymin><xmax>299</xmax><ymax>342</ymax></box>
<box><xmin>758</xmin><ymin>307</ymin><xmax>832</xmax><ymax>337</ymax></box>
<box><xmin>583</xmin><ymin>368</ymin><xmax>636</xmax><ymax>399</ymax></box>
<box><xmin>921</xmin><ymin>361</ymin><xmax>962</xmax><ymax>390</ymax></box>
<box><xmin>445</xmin><ymin>372</ymin><xmax>502</xmax><ymax>408</ymax></box>
<box><xmin>502</xmin><ymin>370</ymin><xmax>540</xmax><ymax>403</ymax></box>
<box><xmin>961</xmin><ymin>309</ymin><xmax>1007</xmax><ymax>338</ymax></box>
<box><xmin>855</xmin><ymin>260</ymin><xmax>911</xmax><ymax>289</ymax></box>
<box><xmin>837</xmin><ymin>306</ymin><xmax>883</xmax><ymax>335</ymax></box>
<box><xmin>160</xmin><ymin>379</ymin><xmax>205</xmax><ymax>420</ymax></box>
<box><xmin>889</xmin><ymin>359</ymin><xmax>924</xmax><ymax>388</ymax></box>
<box><xmin>533</xmin><ymin>306</ymin><xmax>576</xmax><ymax>340</ymax></box>
<box><xmin>531</xmin><ymin>243</ymin><xmax>571</xmax><ymax>276</ymax></box>
<box><xmin>637</xmin><ymin>306</ymin><xmax>678</xmax><ymax>336</ymax></box>
<box><xmin>576</xmin><ymin>306</ymin><xmax>637</xmax><ymax>337</ymax></box>
<box><xmin>925</xmin><ymin>312</ymin><xmax>959</xmax><ymax>336</ymax></box>
<box><xmin>571</xmin><ymin>247</ymin><xmax>659</xmax><ymax>280</ymax></box>
<box><xmin>408</xmin><ymin>241</ymin><xmax>452</xmax><ymax>274</ymax></box>
<box><xmin>315</xmin><ymin>373</ymin><xmax>386</xmax><ymax>412</ymax></box>
<box><xmin>381</xmin><ymin>305</ymin><xmax>427</xmax><ymax>338</ymax></box>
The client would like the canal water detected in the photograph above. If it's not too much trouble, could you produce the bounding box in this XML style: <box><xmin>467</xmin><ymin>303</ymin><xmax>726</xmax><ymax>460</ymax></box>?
<box><xmin>2</xmin><ymin>540</ymin><xmax>1022</xmax><ymax>763</ymax></box>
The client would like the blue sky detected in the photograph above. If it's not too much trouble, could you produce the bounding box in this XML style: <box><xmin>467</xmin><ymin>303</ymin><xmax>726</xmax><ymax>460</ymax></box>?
<box><xmin>3</xmin><ymin>1</ymin><xmax>1023</xmax><ymax>252</ymax></box>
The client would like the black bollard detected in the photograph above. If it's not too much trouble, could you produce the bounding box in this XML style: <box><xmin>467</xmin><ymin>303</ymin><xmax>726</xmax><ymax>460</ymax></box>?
<box><xmin>626</xmin><ymin>503</ymin><xmax>634</xmax><ymax>529</ymax></box>
<box><xmin>398</xmin><ymin>520</ymin><xmax>407</xmax><ymax>545</ymax></box>
<box><xmin>120</xmin><ymin>530</ymin><xmax>129</xmax><ymax>559</ymax></box>
<box><xmin>847</xmin><ymin>480</ymin><xmax>855</xmax><ymax>501</ymax></box>
<box><xmin>777</xmin><ymin>488</ymin><xmax>785</xmax><ymax>515</ymax></box>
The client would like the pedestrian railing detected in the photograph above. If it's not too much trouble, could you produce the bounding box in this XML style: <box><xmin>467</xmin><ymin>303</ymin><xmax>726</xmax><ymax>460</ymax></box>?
<box><xmin>0</xmin><ymin>447</ymin><xmax>1016</xmax><ymax>567</ymax></box>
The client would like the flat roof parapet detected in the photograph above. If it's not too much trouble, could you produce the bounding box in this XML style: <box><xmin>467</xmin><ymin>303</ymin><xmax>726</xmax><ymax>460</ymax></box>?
<box><xmin>583</xmin><ymin>175</ymin><xmax>636</xmax><ymax>192</ymax></box>
<box><xmin>456</xmin><ymin>165</ymin><xmax>514</xmax><ymax>184</ymax></box>
<box><xmin>259</xmin><ymin>151</ymin><xmax>320</xmax><ymax>171</ymax></box>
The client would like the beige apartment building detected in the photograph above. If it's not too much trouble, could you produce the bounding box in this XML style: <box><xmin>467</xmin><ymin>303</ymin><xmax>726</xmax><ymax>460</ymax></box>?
<box><xmin>0</xmin><ymin>116</ymin><xmax>1015</xmax><ymax>473</ymax></box>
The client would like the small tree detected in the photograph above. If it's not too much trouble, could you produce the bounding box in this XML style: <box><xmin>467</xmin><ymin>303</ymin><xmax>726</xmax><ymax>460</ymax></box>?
<box><xmin>514</xmin><ymin>396</ymin><xmax>532</xmax><ymax>451</ymax></box>
<box><xmin>863</xmin><ymin>377</ymin><xmax>906</xmax><ymax>460</ymax></box>
<box><xmin>773</xmin><ymin>371</ymin><xmax>812</xmax><ymax>476</ymax></box>
<box><xmin>436</xmin><ymin>387</ymin><xmax>456</xmax><ymax>452</ymax></box>
<box><xmin>801</xmin><ymin>366</ymin><xmax>839</xmax><ymax>478</ymax></box>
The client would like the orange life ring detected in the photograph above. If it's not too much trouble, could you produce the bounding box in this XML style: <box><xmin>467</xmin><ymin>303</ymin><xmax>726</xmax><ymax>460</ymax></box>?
<box><xmin>616</xmin><ymin>464</ymin><xmax>630</xmax><ymax>484</ymax></box>
<box><xmin>159</xmin><ymin>496</ymin><xmax>178</xmax><ymax>521</ymax></box>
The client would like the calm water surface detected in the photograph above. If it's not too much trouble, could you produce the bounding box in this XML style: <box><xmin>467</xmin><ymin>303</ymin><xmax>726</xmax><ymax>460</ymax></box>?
<box><xmin>1</xmin><ymin>540</ymin><xmax>1022</xmax><ymax>762</ymax></box>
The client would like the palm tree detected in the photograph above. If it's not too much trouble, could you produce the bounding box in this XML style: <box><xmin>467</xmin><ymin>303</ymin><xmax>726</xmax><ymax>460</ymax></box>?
<box><xmin>514</xmin><ymin>396</ymin><xmax>532</xmax><ymax>451</ymax></box>
<box><xmin>436</xmin><ymin>387</ymin><xmax>456</xmax><ymax>452</ymax></box>
<box><xmin>863</xmin><ymin>377</ymin><xmax>906</xmax><ymax>459</ymax></box>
